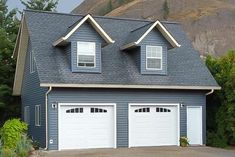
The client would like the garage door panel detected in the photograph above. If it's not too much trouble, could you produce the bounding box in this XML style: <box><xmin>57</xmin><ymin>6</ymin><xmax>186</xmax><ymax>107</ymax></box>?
<box><xmin>130</xmin><ymin>104</ymin><xmax>179</xmax><ymax>147</ymax></box>
<box><xmin>59</xmin><ymin>104</ymin><xmax>115</xmax><ymax>150</ymax></box>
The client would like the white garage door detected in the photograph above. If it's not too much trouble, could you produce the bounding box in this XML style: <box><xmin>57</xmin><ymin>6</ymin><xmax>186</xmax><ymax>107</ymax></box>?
<box><xmin>129</xmin><ymin>104</ymin><xmax>179</xmax><ymax>147</ymax></box>
<box><xmin>59</xmin><ymin>103</ymin><xmax>116</xmax><ymax>150</ymax></box>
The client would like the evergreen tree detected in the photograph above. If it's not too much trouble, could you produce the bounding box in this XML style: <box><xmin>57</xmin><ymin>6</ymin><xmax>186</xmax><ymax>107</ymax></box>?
<box><xmin>206</xmin><ymin>50</ymin><xmax>235</xmax><ymax>147</ymax></box>
<box><xmin>20</xmin><ymin>0</ymin><xmax>58</xmax><ymax>11</ymax></box>
<box><xmin>163</xmin><ymin>0</ymin><xmax>169</xmax><ymax>20</ymax></box>
<box><xmin>0</xmin><ymin>0</ymin><xmax>20</xmax><ymax>125</ymax></box>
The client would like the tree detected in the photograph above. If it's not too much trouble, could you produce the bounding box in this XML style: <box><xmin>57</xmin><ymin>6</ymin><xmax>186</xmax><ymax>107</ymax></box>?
<box><xmin>20</xmin><ymin>0</ymin><xmax>58</xmax><ymax>11</ymax></box>
<box><xmin>162</xmin><ymin>0</ymin><xmax>169</xmax><ymax>20</ymax></box>
<box><xmin>0</xmin><ymin>0</ymin><xmax>20</xmax><ymax>125</ymax></box>
<box><xmin>206</xmin><ymin>50</ymin><xmax>235</xmax><ymax>147</ymax></box>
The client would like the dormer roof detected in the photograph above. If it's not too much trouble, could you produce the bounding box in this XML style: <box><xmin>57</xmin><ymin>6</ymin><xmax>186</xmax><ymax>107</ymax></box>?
<box><xmin>53</xmin><ymin>14</ymin><xmax>115</xmax><ymax>46</ymax></box>
<box><xmin>121</xmin><ymin>20</ymin><xmax>181</xmax><ymax>50</ymax></box>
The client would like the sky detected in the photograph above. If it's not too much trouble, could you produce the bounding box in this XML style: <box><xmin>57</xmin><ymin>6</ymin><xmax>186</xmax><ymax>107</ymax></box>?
<box><xmin>7</xmin><ymin>0</ymin><xmax>84</xmax><ymax>13</ymax></box>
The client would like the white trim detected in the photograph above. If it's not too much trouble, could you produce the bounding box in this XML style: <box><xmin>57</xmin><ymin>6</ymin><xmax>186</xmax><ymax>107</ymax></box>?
<box><xmin>40</xmin><ymin>83</ymin><xmax>221</xmax><ymax>90</ymax></box>
<box><xmin>146</xmin><ymin>45</ymin><xmax>163</xmax><ymax>70</ymax></box>
<box><xmin>45</xmin><ymin>86</ymin><xmax>52</xmax><ymax>150</ymax></box>
<box><xmin>77</xmin><ymin>41</ymin><xmax>96</xmax><ymax>68</ymax></box>
<box><xmin>58</xmin><ymin>103</ymin><xmax>117</xmax><ymax>150</ymax></box>
<box><xmin>13</xmin><ymin>15</ymin><xmax>29</xmax><ymax>96</ymax></box>
<box><xmin>121</xmin><ymin>20</ymin><xmax>181</xmax><ymax>50</ymax></box>
<box><xmin>35</xmin><ymin>105</ymin><xmax>41</xmax><ymax>126</ymax></box>
<box><xmin>24</xmin><ymin>106</ymin><xmax>30</xmax><ymax>125</ymax></box>
<box><xmin>187</xmin><ymin>106</ymin><xmax>203</xmax><ymax>145</ymax></box>
<box><xmin>128</xmin><ymin>103</ymin><xmax>180</xmax><ymax>147</ymax></box>
<box><xmin>30</xmin><ymin>51</ymin><xmax>35</xmax><ymax>74</ymax></box>
<box><xmin>53</xmin><ymin>14</ymin><xmax>115</xmax><ymax>46</ymax></box>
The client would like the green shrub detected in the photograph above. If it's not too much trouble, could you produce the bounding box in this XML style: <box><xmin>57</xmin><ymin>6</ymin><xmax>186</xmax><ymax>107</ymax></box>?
<box><xmin>207</xmin><ymin>131</ymin><xmax>227</xmax><ymax>148</ymax></box>
<box><xmin>32</xmin><ymin>140</ymin><xmax>40</xmax><ymax>150</ymax></box>
<box><xmin>180</xmin><ymin>136</ymin><xmax>189</xmax><ymax>147</ymax></box>
<box><xmin>1</xmin><ymin>119</ymin><xmax>28</xmax><ymax>149</ymax></box>
<box><xmin>0</xmin><ymin>148</ymin><xmax>16</xmax><ymax>157</ymax></box>
<box><xmin>15</xmin><ymin>134</ymin><xmax>32</xmax><ymax>157</ymax></box>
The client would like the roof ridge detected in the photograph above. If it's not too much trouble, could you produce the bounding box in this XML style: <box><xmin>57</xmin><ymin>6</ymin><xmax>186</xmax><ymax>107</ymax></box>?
<box><xmin>24</xmin><ymin>9</ymin><xmax>179</xmax><ymax>24</ymax></box>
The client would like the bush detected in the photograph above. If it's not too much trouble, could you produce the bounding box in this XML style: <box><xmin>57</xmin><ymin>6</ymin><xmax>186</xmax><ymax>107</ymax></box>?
<box><xmin>15</xmin><ymin>134</ymin><xmax>33</xmax><ymax>157</ymax></box>
<box><xmin>1</xmin><ymin>119</ymin><xmax>28</xmax><ymax>149</ymax></box>
<box><xmin>0</xmin><ymin>134</ymin><xmax>33</xmax><ymax>157</ymax></box>
<box><xmin>0</xmin><ymin>148</ymin><xmax>16</xmax><ymax>157</ymax></box>
<box><xmin>180</xmin><ymin>136</ymin><xmax>189</xmax><ymax>147</ymax></box>
<box><xmin>207</xmin><ymin>131</ymin><xmax>227</xmax><ymax>148</ymax></box>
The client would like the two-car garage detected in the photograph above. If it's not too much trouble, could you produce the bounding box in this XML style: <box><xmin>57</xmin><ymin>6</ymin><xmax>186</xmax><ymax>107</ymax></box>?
<box><xmin>58</xmin><ymin>103</ymin><xmax>201</xmax><ymax>150</ymax></box>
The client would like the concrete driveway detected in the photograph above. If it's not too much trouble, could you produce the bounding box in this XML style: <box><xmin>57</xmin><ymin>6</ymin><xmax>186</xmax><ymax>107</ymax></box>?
<box><xmin>43</xmin><ymin>146</ymin><xmax>235</xmax><ymax>157</ymax></box>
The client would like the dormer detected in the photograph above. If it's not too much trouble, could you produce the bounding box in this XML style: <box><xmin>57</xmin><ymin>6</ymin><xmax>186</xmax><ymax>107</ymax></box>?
<box><xmin>121</xmin><ymin>21</ymin><xmax>180</xmax><ymax>75</ymax></box>
<box><xmin>53</xmin><ymin>14</ymin><xmax>115</xmax><ymax>73</ymax></box>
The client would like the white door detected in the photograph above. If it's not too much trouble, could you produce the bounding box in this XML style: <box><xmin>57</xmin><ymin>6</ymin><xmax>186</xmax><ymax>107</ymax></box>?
<box><xmin>129</xmin><ymin>104</ymin><xmax>179</xmax><ymax>147</ymax></box>
<box><xmin>59</xmin><ymin>104</ymin><xmax>115</xmax><ymax>150</ymax></box>
<box><xmin>187</xmin><ymin>106</ymin><xmax>202</xmax><ymax>145</ymax></box>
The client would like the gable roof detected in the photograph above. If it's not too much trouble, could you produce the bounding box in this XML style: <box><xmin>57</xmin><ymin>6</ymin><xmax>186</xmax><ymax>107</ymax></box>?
<box><xmin>13</xmin><ymin>10</ymin><xmax>220</xmax><ymax>95</ymax></box>
<box><xmin>121</xmin><ymin>20</ymin><xmax>181</xmax><ymax>50</ymax></box>
<box><xmin>53</xmin><ymin>14</ymin><xmax>115</xmax><ymax>46</ymax></box>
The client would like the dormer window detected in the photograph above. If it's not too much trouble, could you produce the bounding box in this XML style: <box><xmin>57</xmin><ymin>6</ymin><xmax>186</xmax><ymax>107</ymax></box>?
<box><xmin>77</xmin><ymin>41</ymin><xmax>96</xmax><ymax>68</ymax></box>
<box><xmin>146</xmin><ymin>45</ymin><xmax>162</xmax><ymax>70</ymax></box>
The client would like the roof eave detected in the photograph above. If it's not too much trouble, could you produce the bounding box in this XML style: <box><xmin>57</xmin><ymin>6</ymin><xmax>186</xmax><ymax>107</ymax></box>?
<box><xmin>40</xmin><ymin>83</ymin><xmax>221</xmax><ymax>90</ymax></box>
<box><xmin>120</xmin><ymin>42</ymin><xmax>137</xmax><ymax>50</ymax></box>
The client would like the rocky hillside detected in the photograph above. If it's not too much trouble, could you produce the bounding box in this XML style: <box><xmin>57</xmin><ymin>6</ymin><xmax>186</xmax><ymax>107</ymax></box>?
<box><xmin>72</xmin><ymin>0</ymin><xmax>235</xmax><ymax>56</ymax></box>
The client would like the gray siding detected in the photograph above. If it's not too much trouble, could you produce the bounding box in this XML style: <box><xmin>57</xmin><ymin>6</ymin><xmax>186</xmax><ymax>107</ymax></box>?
<box><xmin>69</xmin><ymin>22</ymin><xmax>104</xmax><ymax>73</ymax></box>
<box><xmin>21</xmin><ymin>39</ymin><xmax>48</xmax><ymax>147</ymax></box>
<box><xmin>140</xmin><ymin>29</ymin><xmax>171</xmax><ymax>75</ymax></box>
<box><xmin>47</xmin><ymin>88</ymin><xmax>206</xmax><ymax>150</ymax></box>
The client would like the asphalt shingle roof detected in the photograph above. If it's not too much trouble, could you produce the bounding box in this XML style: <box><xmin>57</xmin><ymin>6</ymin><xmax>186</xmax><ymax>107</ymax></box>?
<box><xmin>24</xmin><ymin>10</ymin><xmax>219</xmax><ymax>87</ymax></box>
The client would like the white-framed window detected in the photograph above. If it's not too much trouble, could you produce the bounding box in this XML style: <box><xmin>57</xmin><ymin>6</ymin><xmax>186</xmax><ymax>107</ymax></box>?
<box><xmin>146</xmin><ymin>45</ymin><xmax>162</xmax><ymax>70</ymax></box>
<box><xmin>35</xmin><ymin>105</ymin><xmax>41</xmax><ymax>126</ymax></box>
<box><xmin>77</xmin><ymin>41</ymin><xmax>96</xmax><ymax>68</ymax></box>
<box><xmin>24</xmin><ymin>106</ymin><xmax>30</xmax><ymax>124</ymax></box>
<box><xmin>30</xmin><ymin>50</ymin><xmax>35</xmax><ymax>73</ymax></box>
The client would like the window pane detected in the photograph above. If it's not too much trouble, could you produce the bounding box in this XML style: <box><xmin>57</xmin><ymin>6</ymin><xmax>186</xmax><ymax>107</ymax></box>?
<box><xmin>78</xmin><ymin>55</ymin><xmax>94</xmax><ymax>63</ymax></box>
<box><xmin>146</xmin><ymin>46</ymin><xmax>162</xmax><ymax>58</ymax></box>
<box><xmin>78</xmin><ymin>55</ymin><xmax>95</xmax><ymax>67</ymax></box>
<box><xmin>147</xmin><ymin>58</ymin><xmax>161</xmax><ymax>69</ymax></box>
<box><xmin>77</xmin><ymin>42</ymin><xmax>95</xmax><ymax>55</ymax></box>
<box><xmin>146</xmin><ymin>48</ymin><xmax>151</xmax><ymax>57</ymax></box>
<box><xmin>85</xmin><ymin>63</ymin><xmax>95</xmax><ymax>67</ymax></box>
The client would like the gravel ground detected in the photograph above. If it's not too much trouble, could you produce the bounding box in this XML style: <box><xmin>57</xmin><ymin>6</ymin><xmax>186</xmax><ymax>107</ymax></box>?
<box><xmin>40</xmin><ymin>146</ymin><xmax>235</xmax><ymax>157</ymax></box>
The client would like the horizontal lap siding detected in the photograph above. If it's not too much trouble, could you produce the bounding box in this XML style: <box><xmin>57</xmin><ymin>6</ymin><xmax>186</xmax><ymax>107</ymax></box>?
<box><xmin>141</xmin><ymin>29</ymin><xmax>171</xmax><ymax>75</ymax></box>
<box><xmin>21</xmin><ymin>40</ymin><xmax>48</xmax><ymax>147</ymax></box>
<box><xmin>69</xmin><ymin>22</ymin><xmax>104</xmax><ymax>73</ymax></box>
<box><xmin>48</xmin><ymin>88</ymin><xmax>206</xmax><ymax>150</ymax></box>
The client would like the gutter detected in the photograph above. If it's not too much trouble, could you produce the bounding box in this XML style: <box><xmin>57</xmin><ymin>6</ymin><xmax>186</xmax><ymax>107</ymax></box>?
<box><xmin>205</xmin><ymin>89</ymin><xmax>214</xmax><ymax>96</ymax></box>
<box><xmin>45</xmin><ymin>86</ymin><xmax>52</xmax><ymax>150</ymax></box>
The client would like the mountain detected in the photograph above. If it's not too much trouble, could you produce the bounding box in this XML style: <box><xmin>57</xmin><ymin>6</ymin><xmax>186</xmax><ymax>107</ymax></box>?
<box><xmin>72</xmin><ymin>0</ymin><xmax>235</xmax><ymax>56</ymax></box>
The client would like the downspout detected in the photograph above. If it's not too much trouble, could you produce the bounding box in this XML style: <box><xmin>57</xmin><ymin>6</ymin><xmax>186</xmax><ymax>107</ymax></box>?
<box><xmin>206</xmin><ymin>89</ymin><xmax>214</xmax><ymax>96</ymax></box>
<box><xmin>45</xmin><ymin>86</ymin><xmax>52</xmax><ymax>150</ymax></box>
